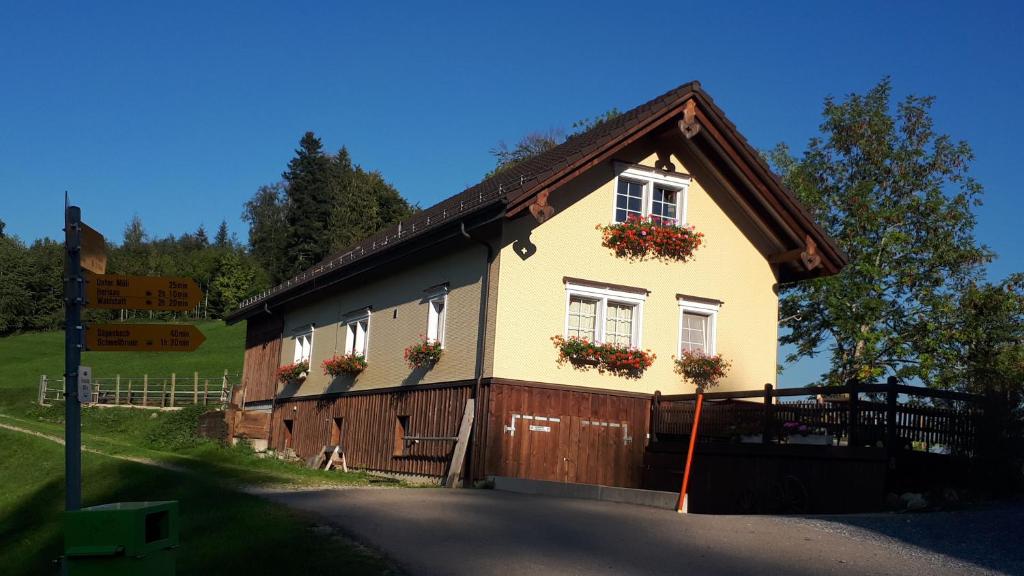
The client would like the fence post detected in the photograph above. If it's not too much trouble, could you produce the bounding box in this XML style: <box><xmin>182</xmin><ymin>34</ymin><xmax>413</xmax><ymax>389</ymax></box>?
<box><xmin>204</xmin><ymin>378</ymin><xmax>209</xmax><ymax>406</ymax></box>
<box><xmin>38</xmin><ymin>375</ymin><xmax>47</xmax><ymax>405</ymax></box>
<box><xmin>650</xmin><ymin>390</ymin><xmax>661</xmax><ymax>443</ymax></box>
<box><xmin>94</xmin><ymin>383</ymin><xmax>100</xmax><ymax>405</ymax></box>
<box><xmin>885</xmin><ymin>376</ymin><xmax>899</xmax><ymax>457</ymax></box>
<box><xmin>170</xmin><ymin>373</ymin><xmax>176</xmax><ymax>408</ymax></box>
<box><xmin>762</xmin><ymin>383</ymin><xmax>774</xmax><ymax>444</ymax></box>
<box><xmin>143</xmin><ymin>375</ymin><xmax>149</xmax><ymax>406</ymax></box>
<box><xmin>127</xmin><ymin>379</ymin><xmax>132</xmax><ymax>406</ymax></box>
<box><xmin>115</xmin><ymin>375</ymin><xmax>121</xmax><ymax>406</ymax></box>
<box><xmin>847</xmin><ymin>379</ymin><xmax>860</xmax><ymax>447</ymax></box>
<box><xmin>193</xmin><ymin>372</ymin><xmax>199</xmax><ymax>405</ymax></box>
<box><xmin>221</xmin><ymin>369</ymin><xmax>229</xmax><ymax>404</ymax></box>
<box><xmin>161</xmin><ymin>379</ymin><xmax>166</xmax><ymax>408</ymax></box>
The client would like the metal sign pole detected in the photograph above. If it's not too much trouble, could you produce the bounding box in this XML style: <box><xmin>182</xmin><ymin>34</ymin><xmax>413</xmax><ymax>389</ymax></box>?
<box><xmin>64</xmin><ymin>204</ymin><xmax>83</xmax><ymax>511</ymax></box>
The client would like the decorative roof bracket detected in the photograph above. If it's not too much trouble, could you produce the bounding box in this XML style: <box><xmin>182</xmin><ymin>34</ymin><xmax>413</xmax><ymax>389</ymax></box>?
<box><xmin>678</xmin><ymin>99</ymin><xmax>701</xmax><ymax>139</ymax></box>
<box><xmin>528</xmin><ymin>189</ymin><xmax>555</xmax><ymax>224</ymax></box>
<box><xmin>769</xmin><ymin>235</ymin><xmax>822</xmax><ymax>271</ymax></box>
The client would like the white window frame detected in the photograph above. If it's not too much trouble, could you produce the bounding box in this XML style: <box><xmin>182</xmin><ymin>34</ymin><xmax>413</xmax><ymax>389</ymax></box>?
<box><xmin>611</xmin><ymin>163</ymin><xmax>691</xmax><ymax>225</ymax></box>
<box><xmin>677</xmin><ymin>298</ymin><xmax>720</xmax><ymax>355</ymax></box>
<box><xmin>342</xmin><ymin>309</ymin><xmax>371</xmax><ymax>359</ymax></box>
<box><xmin>563</xmin><ymin>282</ymin><xmax>646</xmax><ymax>347</ymax></box>
<box><xmin>292</xmin><ymin>325</ymin><xmax>314</xmax><ymax>364</ymax></box>
<box><xmin>426</xmin><ymin>290</ymin><xmax>447</xmax><ymax>348</ymax></box>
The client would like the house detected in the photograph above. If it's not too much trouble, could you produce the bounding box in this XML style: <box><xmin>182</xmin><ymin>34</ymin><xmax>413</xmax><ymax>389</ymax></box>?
<box><xmin>224</xmin><ymin>81</ymin><xmax>845</xmax><ymax>488</ymax></box>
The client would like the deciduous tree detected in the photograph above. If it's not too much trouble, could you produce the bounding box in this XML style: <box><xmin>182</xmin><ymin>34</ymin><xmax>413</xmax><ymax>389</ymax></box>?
<box><xmin>769</xmin><ymin>78</ymin><xmax>993</xmax><ymax>386</ymax></box>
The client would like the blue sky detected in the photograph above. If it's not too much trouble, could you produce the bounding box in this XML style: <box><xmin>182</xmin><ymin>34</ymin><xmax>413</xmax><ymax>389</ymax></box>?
<box><xmin>1</xmin><ymin>2</ymin><xmax>1021</xmax><ymax>385</ymax></box>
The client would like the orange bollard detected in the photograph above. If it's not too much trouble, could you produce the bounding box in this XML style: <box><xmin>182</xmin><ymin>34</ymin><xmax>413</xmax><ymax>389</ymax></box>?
<box><xmin>677</xmin><ymin>392</ymin><xmax>704</xmax><ymax>513</ymax></box>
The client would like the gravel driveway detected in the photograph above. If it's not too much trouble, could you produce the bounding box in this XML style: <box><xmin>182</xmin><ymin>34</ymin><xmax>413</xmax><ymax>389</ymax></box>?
<box><xmin>260</xmin><ymin>487</ymin><xmax>1021</xmax><ymax>575</ymax></box>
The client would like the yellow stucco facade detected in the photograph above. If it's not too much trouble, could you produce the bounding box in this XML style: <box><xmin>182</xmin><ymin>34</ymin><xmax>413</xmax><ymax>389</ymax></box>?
<box><xmin>274</xmin><ymin>137</ymin><xmax>783</xmax><ymax>398</ymax></box>
<box><xmin>491</xmin><ymin>139</ymin><xmax>781</xmax><ymax>394</ymax></box>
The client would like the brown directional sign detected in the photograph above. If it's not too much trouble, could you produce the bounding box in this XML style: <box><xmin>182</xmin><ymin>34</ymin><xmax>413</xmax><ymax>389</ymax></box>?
<box><xmin>85</xmin><ymin>324</ymin><xmax>206</xmax><ymax>352</ymax></box>
<box><xmin>85</xmin><ymin>274</ymin><xmax>203</xmax><ymax>311</ymax></box>
<box><xmin>80</xmin><ymin>223</ymin><xmax>107</xmax><ymax>274</ymax></box>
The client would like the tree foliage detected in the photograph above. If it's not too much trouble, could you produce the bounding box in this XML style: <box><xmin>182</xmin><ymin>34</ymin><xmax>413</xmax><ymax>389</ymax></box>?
<box><xmin>487</xmin><ymin>108</ymin><xmax>621</xmax><ymax>178</ymax></box>
<box><xmin>244</xmin><ymin>132</ymin><xmax>417</xmax><ymax>283</ymax></box>
<box><xmin>770</xmin><ymin>78</ymin><xmax>996</xmax><ymax>387</ymax></box>
<box><xmin>0</xmin><ymin>132</ymin><xmax>414</xmax><ymax>334</ymax></box>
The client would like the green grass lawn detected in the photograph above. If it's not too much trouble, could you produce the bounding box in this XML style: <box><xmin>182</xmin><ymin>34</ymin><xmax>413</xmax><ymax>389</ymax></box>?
<box><xmin>0</xmin><ymin>428</ymin><xmax>397</xmax><ymax>576</ymax></box>
<box><xmin>0</xmin><ymin>320</ymin><xmax>245</xmax><ymax>412</ymax></box>
<box><xmin>0</xmin><ymin>325</ymin><xmax>407</xmax><ymax>573</ymax></box>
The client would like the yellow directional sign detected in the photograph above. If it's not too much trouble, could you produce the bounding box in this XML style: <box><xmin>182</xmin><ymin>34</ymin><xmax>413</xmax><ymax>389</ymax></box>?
<box><xmin>80</xmin><ymin>223</ymin><xmax>107</xmax><ymax>274</ymax></box>
<box><xmin>85</xmin><ymin>324</ymin><xmax>206</xmax><ymax>352</ymax></box>
<box><xmin>85</xmin><ymin>274</ymin><xmax>203</xmax><ymax>311</ymax></box>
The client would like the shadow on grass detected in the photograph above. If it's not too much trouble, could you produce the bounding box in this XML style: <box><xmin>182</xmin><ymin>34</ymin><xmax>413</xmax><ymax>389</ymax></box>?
<box><xmin>1</xmin><ymin>452</ymin><xmax>396</xmax><ymax>576</ymax></box>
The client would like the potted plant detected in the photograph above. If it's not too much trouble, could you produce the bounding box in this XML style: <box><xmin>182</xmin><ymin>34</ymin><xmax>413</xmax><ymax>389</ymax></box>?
<box><xmin>598</xmin><ymin>215</ymin><xmax>703</xmax><ymax>263</ymax></box>
<box><xmin>322</xmin><ymin>353</ymin><xmax>367</xmax><ymax>377</ymax></box>
<box><xmin>673</xmin><ymin>350</ymin><xmax>731</xmax><ymax>392</ymax></box>
<box><xmin>277</xmin><ymin>360</ymin><xmax>309</xmax><ymax>386</ymax></box>
<box><xmin>552</xmin><ymin>336</ymin><xmax>655</xmax><ymax>379</ymax></box>
<box><xmin>404</xmin><ymin>338</ymin><xmax>443</xmax><ymax>369</ymax></box>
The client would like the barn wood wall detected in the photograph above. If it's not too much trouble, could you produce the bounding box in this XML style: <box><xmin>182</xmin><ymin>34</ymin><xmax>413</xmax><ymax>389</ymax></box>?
<box><xmin>270</xmin><ymin>382</ymin><xmax>474</xmax><ymax>477</ymax></box>
<box><xmin>482</xmin><ymin>380</ymin><xmax>652</xmax><ymax>489</ymax></box>
<box><xmin>242</xmin><ymin>314</ymin><xmax>284</xmax><ymax>403</ymax></box>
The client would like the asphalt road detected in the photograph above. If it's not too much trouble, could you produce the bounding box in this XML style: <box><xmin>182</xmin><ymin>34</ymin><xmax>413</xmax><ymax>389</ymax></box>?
<box><xmin>260</xmin><ymin>487</ymin><xmax>1020</xmax><ymax>575</ymax></box>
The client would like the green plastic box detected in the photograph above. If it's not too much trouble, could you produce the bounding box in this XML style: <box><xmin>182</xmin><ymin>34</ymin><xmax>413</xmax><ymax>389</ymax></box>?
<box><xmin>64</xmin><ymin>501</ymin><xmax>178</xmax><ymax>575</ymax></box>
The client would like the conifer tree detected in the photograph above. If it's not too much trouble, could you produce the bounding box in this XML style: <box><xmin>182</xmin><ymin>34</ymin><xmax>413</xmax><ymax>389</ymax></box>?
<box><xmin>214</xmin><ymin>220</ymin><xmax>231</xmax><ymax>248</ymax></box>
<box><xmin>281</xmin><ymin>132</ymin><xmax>336</xmax><ymax>279</ymax></box>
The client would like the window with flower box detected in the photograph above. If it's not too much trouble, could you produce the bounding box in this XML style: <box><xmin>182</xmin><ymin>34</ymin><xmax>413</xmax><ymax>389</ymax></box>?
<box><xmin>564</xmin><ymin>282</ymin><xmax>645</xmax><ymax>347</ymax></box>
<box><xmin>612</xmin><ymin>163</ymin><xmax>691</xmax><ymax>225</ymax></box>
<box><xmin>677</xmin><ymin>297</ymin><xmax>720</xmax><ymax>355</ymax></box>
<box><xmin>426</xmin><ymin>291</ymin><xmax>447</xmax><ymax>347</ymax></box>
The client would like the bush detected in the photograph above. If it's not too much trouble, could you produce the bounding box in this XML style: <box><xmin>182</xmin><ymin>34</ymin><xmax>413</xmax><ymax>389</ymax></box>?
<box><xmin>145</xmin><ymin>404</ymin><xmax>211</xmax><ymax>451</ymax></box>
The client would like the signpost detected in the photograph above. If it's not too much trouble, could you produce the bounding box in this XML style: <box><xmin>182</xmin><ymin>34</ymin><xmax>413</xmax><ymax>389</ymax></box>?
<box><xmin>85</xmin><ymin>274</ymin><xmax>202</xmax><ymax>312</ymax></box>
<box><xmin>80</xmin><ymin>223</ymin><xmax>107</xmax><ymax>275</ymax></box>
<box><xmin>85</xmin><ymin>324</ymin><xmax>206</xmax><ymax>352</ymax></box>
<box><xmin>64</xmin><ymin>203</ymin><xmax>85</xmax><ymax>511</ymax></box>
<box><xmin>63</xmin><ymin>201</ymin><xmax>207</xmax><ymax>512</ymax></box>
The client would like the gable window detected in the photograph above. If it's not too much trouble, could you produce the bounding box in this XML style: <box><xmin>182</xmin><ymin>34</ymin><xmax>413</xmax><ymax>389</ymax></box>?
<box><xmin>564</xmin><ymin>281</ymin><xmax>646</xmax><ymax>347</ymax></box>
<box><xmin>292</xmin><ymin>326</ymin><xmax>313</xmax><ymax>364</ymax></box>
<box><xmin>343</xmin><ymin>310</ymin><xmax>370</xmax><ymax>358</ymax></box>
<box><xmin>677</xmin><ymin>297</ymin><xmax>720</xmax><ymax>355</ymax></box>
<box><xmin>426</xmin><ymin>291</ymin><xmax>447</xmax><ymax>346</ymax></box>
<box><xmin>613</xmin><ymin>163</ymin><xmax>691</xmax><ymax>225</ymax></box>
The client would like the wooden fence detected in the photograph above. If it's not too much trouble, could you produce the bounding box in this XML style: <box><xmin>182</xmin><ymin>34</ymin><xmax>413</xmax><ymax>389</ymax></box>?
<box><xmin>652</xmin><ymin>378</ymin><xmax>988</xmax><ymax>456</ymax></box>
<box><xmin>38</xmin><ymin>371</ymin><xmax>237</xmax><ymax>409</ymax></box>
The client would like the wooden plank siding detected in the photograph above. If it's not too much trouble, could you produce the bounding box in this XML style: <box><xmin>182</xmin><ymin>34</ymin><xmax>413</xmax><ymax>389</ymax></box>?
<box><xmin>269</xmin><ymin>383</ymin><xmax>474</xmax><ymax>477</ymax></box>
<box><xmin>241</xmin><ymin>314</ymin><xmax>284</xmax><ymax>403</ymax></box>
<box><xmin>481</xmin><ymin>380</ymin><xmax>652</xmax><ymax>489</ymax></box>
<box><xmin>264</xmin><ymin>379</ymin><xmax>651</xmax><ymax>487</ymax></box>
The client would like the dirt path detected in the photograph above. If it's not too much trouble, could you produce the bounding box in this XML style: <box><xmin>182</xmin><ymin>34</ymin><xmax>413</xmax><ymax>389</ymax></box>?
<box><xmin>0</xmin><ymin>420</ymin><xmax>189</xmax><ymax>473</ymax></box>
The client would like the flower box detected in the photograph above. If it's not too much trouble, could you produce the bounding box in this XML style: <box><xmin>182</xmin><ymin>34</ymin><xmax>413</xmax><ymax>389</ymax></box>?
<box><xmin>322</xmin><ymin>354</ymin><xmax>367</xmax><ymax>377</ymax></box>
<box><xmin>552</xmin><ymin>336</ymin><xmax>655</xmax><ymax>379</ymax></box>
<box><xmin>404</xmin><ymin>338</ymin><xmax>443</xmax><ymax>369</ymax></box>
<box><xmin>598</xmin><ymin>216</ymin><xmax>703</xmax><ymax>263</ymax></box>
<box><xmin>277</xmin><ymin>360</ymin><xmax>309</xmax><ymax>385</ymax></box>
<box><xmin>674</xmin><ymin>351</ymin><xmax>731</xmax><ymax>392</ymax></box>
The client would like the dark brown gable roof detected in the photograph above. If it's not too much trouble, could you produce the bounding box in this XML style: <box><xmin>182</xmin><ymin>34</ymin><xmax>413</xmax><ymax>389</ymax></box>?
<box><xmin>227</xmin><ymin>81</ymin><xmax>845</xmax><ymax>323</ymax></box>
